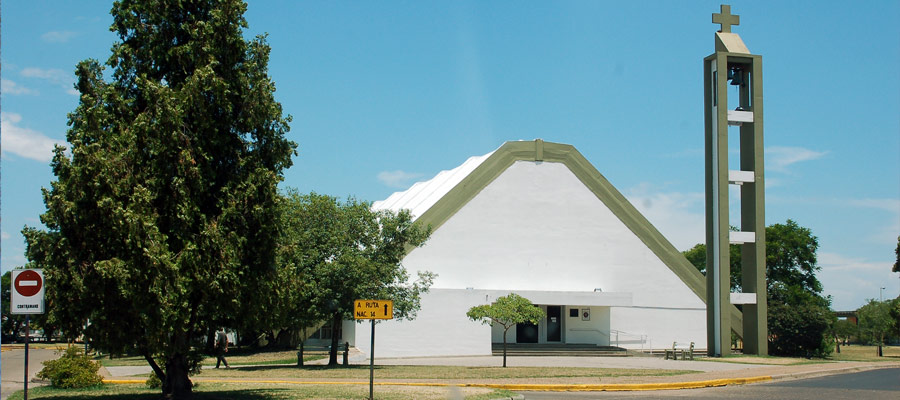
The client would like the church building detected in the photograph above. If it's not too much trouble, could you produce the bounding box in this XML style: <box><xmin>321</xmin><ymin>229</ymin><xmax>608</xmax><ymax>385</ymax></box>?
<box><xmin>345</xmin><ymin>139</ymin><xmax>743</xmax><ymax>358</ymax></box>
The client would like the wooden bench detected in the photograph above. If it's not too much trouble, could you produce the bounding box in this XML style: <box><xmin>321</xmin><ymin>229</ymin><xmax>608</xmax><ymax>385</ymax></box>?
<box><xmin>664</xmin><ymin>341</ymin><xmax>694</xmax><ymax>360</ymax></box>
<box><xmin>297</xmin><ymin>342</ymin><xmax>350</xmax><ymax>366</ymax></box>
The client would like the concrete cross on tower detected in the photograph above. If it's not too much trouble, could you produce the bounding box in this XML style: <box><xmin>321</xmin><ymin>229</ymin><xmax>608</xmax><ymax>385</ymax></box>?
<box><xmin>712</xmin><ymin>4</ymin><xmax>740</xmax><ymax>33</ymax></box>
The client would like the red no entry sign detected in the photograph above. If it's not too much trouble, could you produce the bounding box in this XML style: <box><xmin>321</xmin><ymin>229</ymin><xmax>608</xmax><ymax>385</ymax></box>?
<box><xmin>11</xmin><ymin>269</ymin><xmax>45</xmax><ymax>314</ymax></box>
<box><xmin>14</xmin><ymin>270</ymin><xmax>43</xmax><ymax>297</ymax></box>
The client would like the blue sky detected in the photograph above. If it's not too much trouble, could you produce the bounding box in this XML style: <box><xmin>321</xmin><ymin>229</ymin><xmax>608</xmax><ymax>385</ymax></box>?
<box><xmin>2</xmin><ymin>1</ymin><xmax>898</xmax><ymax>310</ymax></box>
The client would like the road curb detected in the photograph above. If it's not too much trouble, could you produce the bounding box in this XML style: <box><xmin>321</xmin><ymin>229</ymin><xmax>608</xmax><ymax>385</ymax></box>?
<box><xmin>102</xmin><ymin>375</ymin><xmax>774</xmax><ymax>391</ymax></box>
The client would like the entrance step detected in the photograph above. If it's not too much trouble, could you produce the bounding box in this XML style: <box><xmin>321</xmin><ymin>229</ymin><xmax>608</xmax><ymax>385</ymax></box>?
<box><xmin>491</xmin><ymin>343</ymin><xmax>629</xmax><ymax>357</ymax></box>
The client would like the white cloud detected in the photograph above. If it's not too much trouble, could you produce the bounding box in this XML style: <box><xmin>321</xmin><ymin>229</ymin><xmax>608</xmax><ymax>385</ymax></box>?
<box><xmin>21</xmin><ymin>67</ymin><xmax>69</xmax><ymax>83</ymax></box>
<box><xmin>41</xmin><ymin>31</ymin><xmax>78</xmax><ymax>43</ymax></box>
<box><xmin>624</xmin><ymin>183</ymin><xmax>705</xmax><ymax>251</ymax></box>
<box><xmin>845</xmin><ymin>198</ymin><xmax>900</xmax><ymax>214</ymax></box>
<box><xmin>0</xmin><ymin>112</ymin><xmax>66</xmax><ymax>162</ymax></box>
<box><xmin>818</xmin><ymin>252</ymin><xmax>898</xmax><ymax>309</ymax></box>
<box><xmin>766</xmin><ymin>146</ymin><xmax>827</xmax><ymax>173</ymax></box>
<box><xmin>1</xmin><ymin>79</ymin><xmax>39</xmax><ymax>95</ymax></box>
<box><xmin>819</xmin><ymin>252</ymin><xmax>889</xmax><ymax>272</ymax></box>
<box><xmin>1</xmin><ymin>232</ymin><xmax>10</xmax><ymax>240</ymax></box>
<box><xmin>377</xmin><ymin>170</ymin><xmax>425</xmax><ymax>189</ymax></box>
<box><xmin>20</xmin><ymin>67</ymin><xmax>76</xmax><ymax>95</ymax></box>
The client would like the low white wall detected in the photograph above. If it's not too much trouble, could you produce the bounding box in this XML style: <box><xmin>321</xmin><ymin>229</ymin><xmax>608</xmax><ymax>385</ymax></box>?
<box><xmin>355</xmin><ymin>289</ymin><xmax>492</xmax><ymax>358</ymax></box>
<box><xmin>609</xmin><ymin>306</ymin><xmax>706</xmax><ymax>350</ymax></box>
<box><xmin>565</xmin><ymin>306</ymin><xmax>610</xmax><ymax>345</ymax></box>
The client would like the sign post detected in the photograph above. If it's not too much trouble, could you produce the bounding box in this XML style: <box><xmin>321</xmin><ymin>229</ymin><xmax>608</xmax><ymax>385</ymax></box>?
<box><xmin>354</xmin><ymin>299</ymin><xmax>393</xmax><ymax>400</ymax></box>
<box><xmin>11</xmin><ymin>269</ymin><xmax>46</xmax><ymax>400</ymax></box>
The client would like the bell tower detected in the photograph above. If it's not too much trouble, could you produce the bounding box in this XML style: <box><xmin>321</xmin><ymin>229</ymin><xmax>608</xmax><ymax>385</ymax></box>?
<box><xmin>704</xmin><ymin>5</ymin><xmax>767</xmax><ymax>356</ymax></box>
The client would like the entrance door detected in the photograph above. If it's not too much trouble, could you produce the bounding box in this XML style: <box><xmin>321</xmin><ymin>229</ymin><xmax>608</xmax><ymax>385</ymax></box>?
<box><xmin>547</xmin><ymin>306</ymin><xmax>561</xmax><ymax>342</ymax></box>
<box><xmin>516</xmin><ymin>321</ymin><xmax>538</xmax><ymax>343</ymax></box>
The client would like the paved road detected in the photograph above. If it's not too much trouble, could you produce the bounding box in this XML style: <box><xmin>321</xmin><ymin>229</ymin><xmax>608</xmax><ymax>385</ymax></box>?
<box><xmin>517</xmin><ymin>367</ymin><xmax>900</xmax><ymax>399</ymax></box>
<box><xmin>1</xmin><ymin>348</ymin><xmax>60</xmax><ymax>400</ymax></box>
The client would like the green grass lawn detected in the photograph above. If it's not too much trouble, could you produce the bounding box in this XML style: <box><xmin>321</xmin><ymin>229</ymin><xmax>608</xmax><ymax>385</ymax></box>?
<box><xmin>829</xmin><ymin>345</ymin><xmax>900</xmax><ymax>361</ymax></box>
<box><xmin>196</xmin><ymin>364</ymin><xmax>696</xmax><ymax>380</ymax></box>
<box><xmin>698</xmin><ymin>345</ymin><xmax>900</xmax><ymax>365</ymax></box>
<box><xmin>6</xmin><ymin>383</ymin><xmax>515</xmax><ymax>400</ymax></box>
<box><xmin>97</xmin><ymin>348</ymin><xmax>325</xmax><ymax>367</ymax></box>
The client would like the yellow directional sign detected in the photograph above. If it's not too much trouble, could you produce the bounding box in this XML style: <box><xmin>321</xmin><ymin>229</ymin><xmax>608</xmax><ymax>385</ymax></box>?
<box><xmin>354</xmin><ymin>299</ymin><xmax>393</xmax><ymax>320</ymax></box>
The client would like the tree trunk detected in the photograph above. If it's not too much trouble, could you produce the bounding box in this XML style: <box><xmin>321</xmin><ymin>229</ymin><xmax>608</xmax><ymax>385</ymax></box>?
<box><xmin>163</xmin><ymin>353</ymin><xmax>193</xmax><ymax>399</ymax></box>
<box><xmin>328</xmin><ymin>313</ymin><xmax>341</xmax><ymax>366</ymax></box>
<box><xmin>205</xmin><ymin>327</ymin><xmax>215</xmax><ymax>353</ymax></box>
<box><xmin>143</xmin><ymin>352</ymin><xmax>166</xmax><ymax>382</ymax></box>
<box><xmin>502</xmin><ymin>326</ymin><xmax>509</xmax><ymax>368</ymax></box>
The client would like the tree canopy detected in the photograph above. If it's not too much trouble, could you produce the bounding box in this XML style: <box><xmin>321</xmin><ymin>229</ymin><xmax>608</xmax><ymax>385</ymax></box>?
<box><xmin>22</xmin><ymin>1</ymin><xmax>295</xmax><ymax>398</ymax></box>
<box><xmin>682</xmin><ymin>219</ymin><xmax>833</xmax><ymax>357</ymax></box>
<box><xmin>467</xmin><ymin>293</ymin><xmax>545</xmax><ymax>367</ymax></box>
<box><xmin>684</xmin><ymin>220</ymin><xmax>822</xmax><ymax>293</ymax></box>
<box><xmin>767</xmin><ymin>282</ymin><xmax>833</xmax><ymax>357</ymax></box>
<box><xmin>857</xmin><ymin>299</ymin><xmax>894</xmax><ymax>356</ymax></box>
<box><xmin>276</xmin><ymin>191</ymin><xmax>434</xmax><ymax>365</ymax></box>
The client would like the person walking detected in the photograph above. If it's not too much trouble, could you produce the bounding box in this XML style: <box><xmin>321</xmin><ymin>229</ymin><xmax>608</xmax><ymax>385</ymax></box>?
<box><xmin>215</xmin><ymin>328</ymin><xmax>230</xmax><ymax>369</ymax></box>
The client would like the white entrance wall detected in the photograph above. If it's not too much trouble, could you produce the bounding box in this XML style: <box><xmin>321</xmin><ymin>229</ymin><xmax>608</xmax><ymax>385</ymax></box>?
<box><xmin>565</xmin><ymin>306</ymin><xmax>611</xmax><ymax>345</ymax></box>
<box><xmin>357</xmin><ymin>288</ymin><xmax>632</xmax><ymax>358</ymax></box>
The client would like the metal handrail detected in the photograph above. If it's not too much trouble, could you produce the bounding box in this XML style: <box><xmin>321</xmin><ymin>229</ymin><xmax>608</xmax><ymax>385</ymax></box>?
<box><xmin>609</xmin><ymin>329</ymin><xmax>650</xmax><ymax>353</ymax></box>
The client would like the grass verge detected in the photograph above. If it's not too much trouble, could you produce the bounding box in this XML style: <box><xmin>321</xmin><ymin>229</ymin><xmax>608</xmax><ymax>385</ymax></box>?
<box><xmin>697</xmin><ymin>345</ymin><xmax>900</xmax><ymax>365</ymax></box>
<box><xmin>195</xmin><ymin>365</ymin><xmax>697</xmax><ymax>380</ymax></box>
<box><xmin>6</xmin><ymin>383</ymin><xmax>512</xmax><ymax>400</ymax></box>
<box><xmin>97</xmin><ymin>349</ymin><xmax>325</xmax><ymax>367</ymax></box>
<box><xmin>829</xmin><ymin>345</ymin><xmax>900</xmax><ymax>361</ymax></box>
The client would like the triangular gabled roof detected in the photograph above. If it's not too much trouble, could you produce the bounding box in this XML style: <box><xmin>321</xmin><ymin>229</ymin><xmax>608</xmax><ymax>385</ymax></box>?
<box><xmin>375</xmin><ymin>139</ymin><xmax>743</xmax><ymax>335</ymax></box>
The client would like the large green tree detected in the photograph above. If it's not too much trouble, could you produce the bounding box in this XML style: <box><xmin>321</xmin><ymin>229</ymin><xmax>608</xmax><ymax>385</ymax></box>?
<box><xmin>683</xmin><ymin>219</ymin><xmax>833</xmax><ymax>357</ymax></box>
<box><xmin>276</xmin><ymin>191</ymin><xmax>434</xmax><ymax>366</ymax></box>
<box><xmin>466</xmin><ymin>293</ymin><xmax>546</xmax><ymax>367</ymax></box>
<box><xmin>22</xmin><ymin>1</ymin><xmax>295</xmax><ymax>398</ymax></box>
<box><xmin>857</xmin><ymin>299</ymin><xmax>894</xmax><ymax>356</ymax></box>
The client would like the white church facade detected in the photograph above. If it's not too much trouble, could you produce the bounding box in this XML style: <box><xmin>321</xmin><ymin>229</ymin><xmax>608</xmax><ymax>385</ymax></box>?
<box><xmin>342</xmin><ymin>140</ymin><xmax>742</xmax><ymax>358</ymax></box>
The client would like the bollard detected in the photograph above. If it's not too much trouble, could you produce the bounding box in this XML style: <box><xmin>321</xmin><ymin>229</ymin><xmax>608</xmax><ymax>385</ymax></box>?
<box><xmin>298</xmin><ymin>342</ymin><xmax>304</xmax><ymax>366</ymax></box>
<box><xmin>342</xmin><ymin>342</ymin><xmax>349</xmax><ymax>366</ymax></box>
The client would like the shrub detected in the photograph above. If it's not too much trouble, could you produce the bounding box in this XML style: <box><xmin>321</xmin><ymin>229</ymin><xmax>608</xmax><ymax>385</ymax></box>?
<box><xmin>146</xmin><ymin>372</ymin><xmax>162</xmax><ymax>389</ymax></box>
<box><xmin>37</xmin><ymin>346</ymin><xmax>103</xmax><ymax>388</ymax></box>
<box><xmin>767</xmin><ymin>283</ymin><xmax>834</xmax><ymax>358</ymax></box>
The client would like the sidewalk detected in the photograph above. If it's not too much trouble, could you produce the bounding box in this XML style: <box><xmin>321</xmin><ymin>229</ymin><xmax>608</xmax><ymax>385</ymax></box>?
<box><xmin>103</xmin><ymin>354</ymin><xmax>900</xmax><ymax>391</ymax></box>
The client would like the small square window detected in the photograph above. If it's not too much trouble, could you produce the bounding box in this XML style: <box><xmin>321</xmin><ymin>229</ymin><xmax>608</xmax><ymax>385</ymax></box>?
<box><xmin>569</xmin><ymin>308</ymin><xmax>579</xmax><ymax>317</ymax></box>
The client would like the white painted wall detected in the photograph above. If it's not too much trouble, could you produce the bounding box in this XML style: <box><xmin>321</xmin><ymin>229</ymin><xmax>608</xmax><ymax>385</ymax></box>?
<box><xmin>565</xmin><ymin>306</ymin><xmax>611</xmax><ymax>345</ymax></box>
<box><xmin>376</xmin><ymin>160</ymin><xmax>708</xmax><ymax>355</ymax></box>
<box><xmin>402</xmin><ymin>162</ymin><xmax>704</xmax><ymax>310</ymax></box>
<box><xmin>355</xmin><ymin>289</ymin><xmax>492</xmax><ymax>358</ymax></box>
<box><xmin>609</xmin><ymin>307</ymin><xmax>706</xmax><ymax>350</ymax></box>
